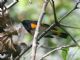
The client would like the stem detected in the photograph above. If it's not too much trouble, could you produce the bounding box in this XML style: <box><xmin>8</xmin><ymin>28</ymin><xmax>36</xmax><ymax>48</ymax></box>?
<box><xmin>40</xmin><ymin>44</ymin><xmax>76</xmax><ymax>60</ymax></box>
<box><xmin>31</xmin><ymin>0</ymin><xmax>49</xmax><ymax>60</ymax></box>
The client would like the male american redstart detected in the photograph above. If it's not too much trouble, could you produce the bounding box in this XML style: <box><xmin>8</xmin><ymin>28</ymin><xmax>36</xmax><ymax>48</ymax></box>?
<box><xmin>21</xmin><ymin>20</ymin><xmax>68</xmax><ymax>38</ymax></box>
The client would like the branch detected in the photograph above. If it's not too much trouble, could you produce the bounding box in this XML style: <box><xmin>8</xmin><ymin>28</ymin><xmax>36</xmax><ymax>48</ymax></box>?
<box><xmin>31</xmin><ymin>0</ymin><xmax>49</xmax><ymax>60</ymax></box>
<box><xmin>61</xmin><ymin>24</ymin><xmax>80</xmax><ymax>29</ymax></box>
<box><xmin>37</xmin><ymin>0</ymin><xmax>79</xmax><ymax>41</ymax></box>
<box><xmin>59</xmin><ymin>1</ymin><xmax>80</xmax><ymax>23</ymax></box>
<box><xmin>40</xmin><ymin>44</ymin><xmax>77</xmax><ymax>60</ymax></box>
<box><xmin>40</xmin><ymin>45</ymin><xmax>55</xmax><ymax>50</ymax></box>
<box><xmin>50</xmin><ymin>0</ymin><xmax>79</xmax><ymax>46</ymax></box>
<box><xmin>38</xmin><ymin>0</ymin><xmax>79</xmax><ymax>46</ymax></box>
<box><xmin>50</xmin><ymin>0</ymin><xmax>57</xmax><ymax>23</ymax></box>
<box><xmin>59</xmin><ymin>24</ymin><xmax>79</xmax><ymax>46</ymax></box>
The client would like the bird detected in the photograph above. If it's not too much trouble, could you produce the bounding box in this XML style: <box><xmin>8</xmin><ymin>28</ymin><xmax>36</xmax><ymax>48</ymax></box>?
<box><xmin>21</xmin><ymin>20</ymin><xmax>68</xmax><ymax>38</ymax></box>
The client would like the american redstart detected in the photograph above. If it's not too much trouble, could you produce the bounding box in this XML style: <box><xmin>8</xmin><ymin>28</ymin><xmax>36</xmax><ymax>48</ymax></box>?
<box><xmin>22</xmin><ymin>20</ymin><xmax>68</xmax><ymax>38</ymax></box>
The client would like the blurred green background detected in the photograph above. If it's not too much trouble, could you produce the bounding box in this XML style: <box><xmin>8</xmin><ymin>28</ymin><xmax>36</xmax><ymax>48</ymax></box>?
<box><xmin>7</xmin><ymin>0</ymin><xmax>80</xmax><ymax>60</ymax></box>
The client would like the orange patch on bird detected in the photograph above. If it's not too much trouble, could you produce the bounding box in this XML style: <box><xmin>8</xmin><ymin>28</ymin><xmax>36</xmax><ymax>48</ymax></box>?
<box><xmin>31</xmin><ymin>23</ymin><xmax>37</xmax><ymax>29</ymax></box>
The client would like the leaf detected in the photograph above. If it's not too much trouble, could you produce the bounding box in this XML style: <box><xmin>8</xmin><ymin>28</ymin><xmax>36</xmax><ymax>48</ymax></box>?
<box><xmin>61</xmin><ymin>48</ymin><xmax>69</xmax><ymax>60</ymax></box>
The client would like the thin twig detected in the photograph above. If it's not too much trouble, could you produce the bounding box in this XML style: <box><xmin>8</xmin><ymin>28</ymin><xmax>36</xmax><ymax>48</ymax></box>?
<box><xmin>14</xmin><ymin>45</ymin><xmax>32</xmax><ymax>60</ymax></box>
<box><xmin>40</xmin><ymin>44</ymin><xmax>76</xmax><ymax>60</ymax></box>
<box><xmin>40</xmin><ymin>45</ymin><xmax>55</xmax><ymax>50</ymax></box>
<box><xmin>37</xmin><ymin>0</ymin><xmax>79</xmax><ymax>41</ymax></box>
<box><xmin>50</xmin><ymin>0</ymin><xmax>79</xmax><ymax>46</ymax></box>
<box><xmin>31</xmin><ymin>0</ymin><xmax>49</xmax><ymax>60</ymax></box>
<box><xmin>59</xmin><ymin>24</ymin><xmax>80</xmax><ymax>46</ymax></box>
<box><xmin>50</xmin><ymin>0</ymin><xmax>57</xmax><ymax>23</ymax></box>
<box><xmin>59</xmin><ymin>1</ymin><xmax>80</xmax><ymax>23</ymax></box>
<box><xmin>61</xmin><ymin>24</ymin><xmax>80</xmax><ymax>29</ymax></box>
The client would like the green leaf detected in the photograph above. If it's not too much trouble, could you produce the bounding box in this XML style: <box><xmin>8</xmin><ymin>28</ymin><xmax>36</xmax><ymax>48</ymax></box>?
<box><xmin>61</xmin><ymin>48</ymin><xmax>69</xmax><ymax>60</ymax></box>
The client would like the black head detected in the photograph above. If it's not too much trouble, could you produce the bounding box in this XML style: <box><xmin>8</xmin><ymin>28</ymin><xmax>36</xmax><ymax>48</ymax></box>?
<box><xmin>22</xmin><ymin>20</ymin><xmax>37</xmax><ymax>34</ymax></box>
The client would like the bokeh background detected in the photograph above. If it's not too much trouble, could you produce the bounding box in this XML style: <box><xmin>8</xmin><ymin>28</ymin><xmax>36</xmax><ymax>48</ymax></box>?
<box><xmin>6</xmin><ymin>0</ymin><xmax>80</xmax><ymax>60</ymax></box>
